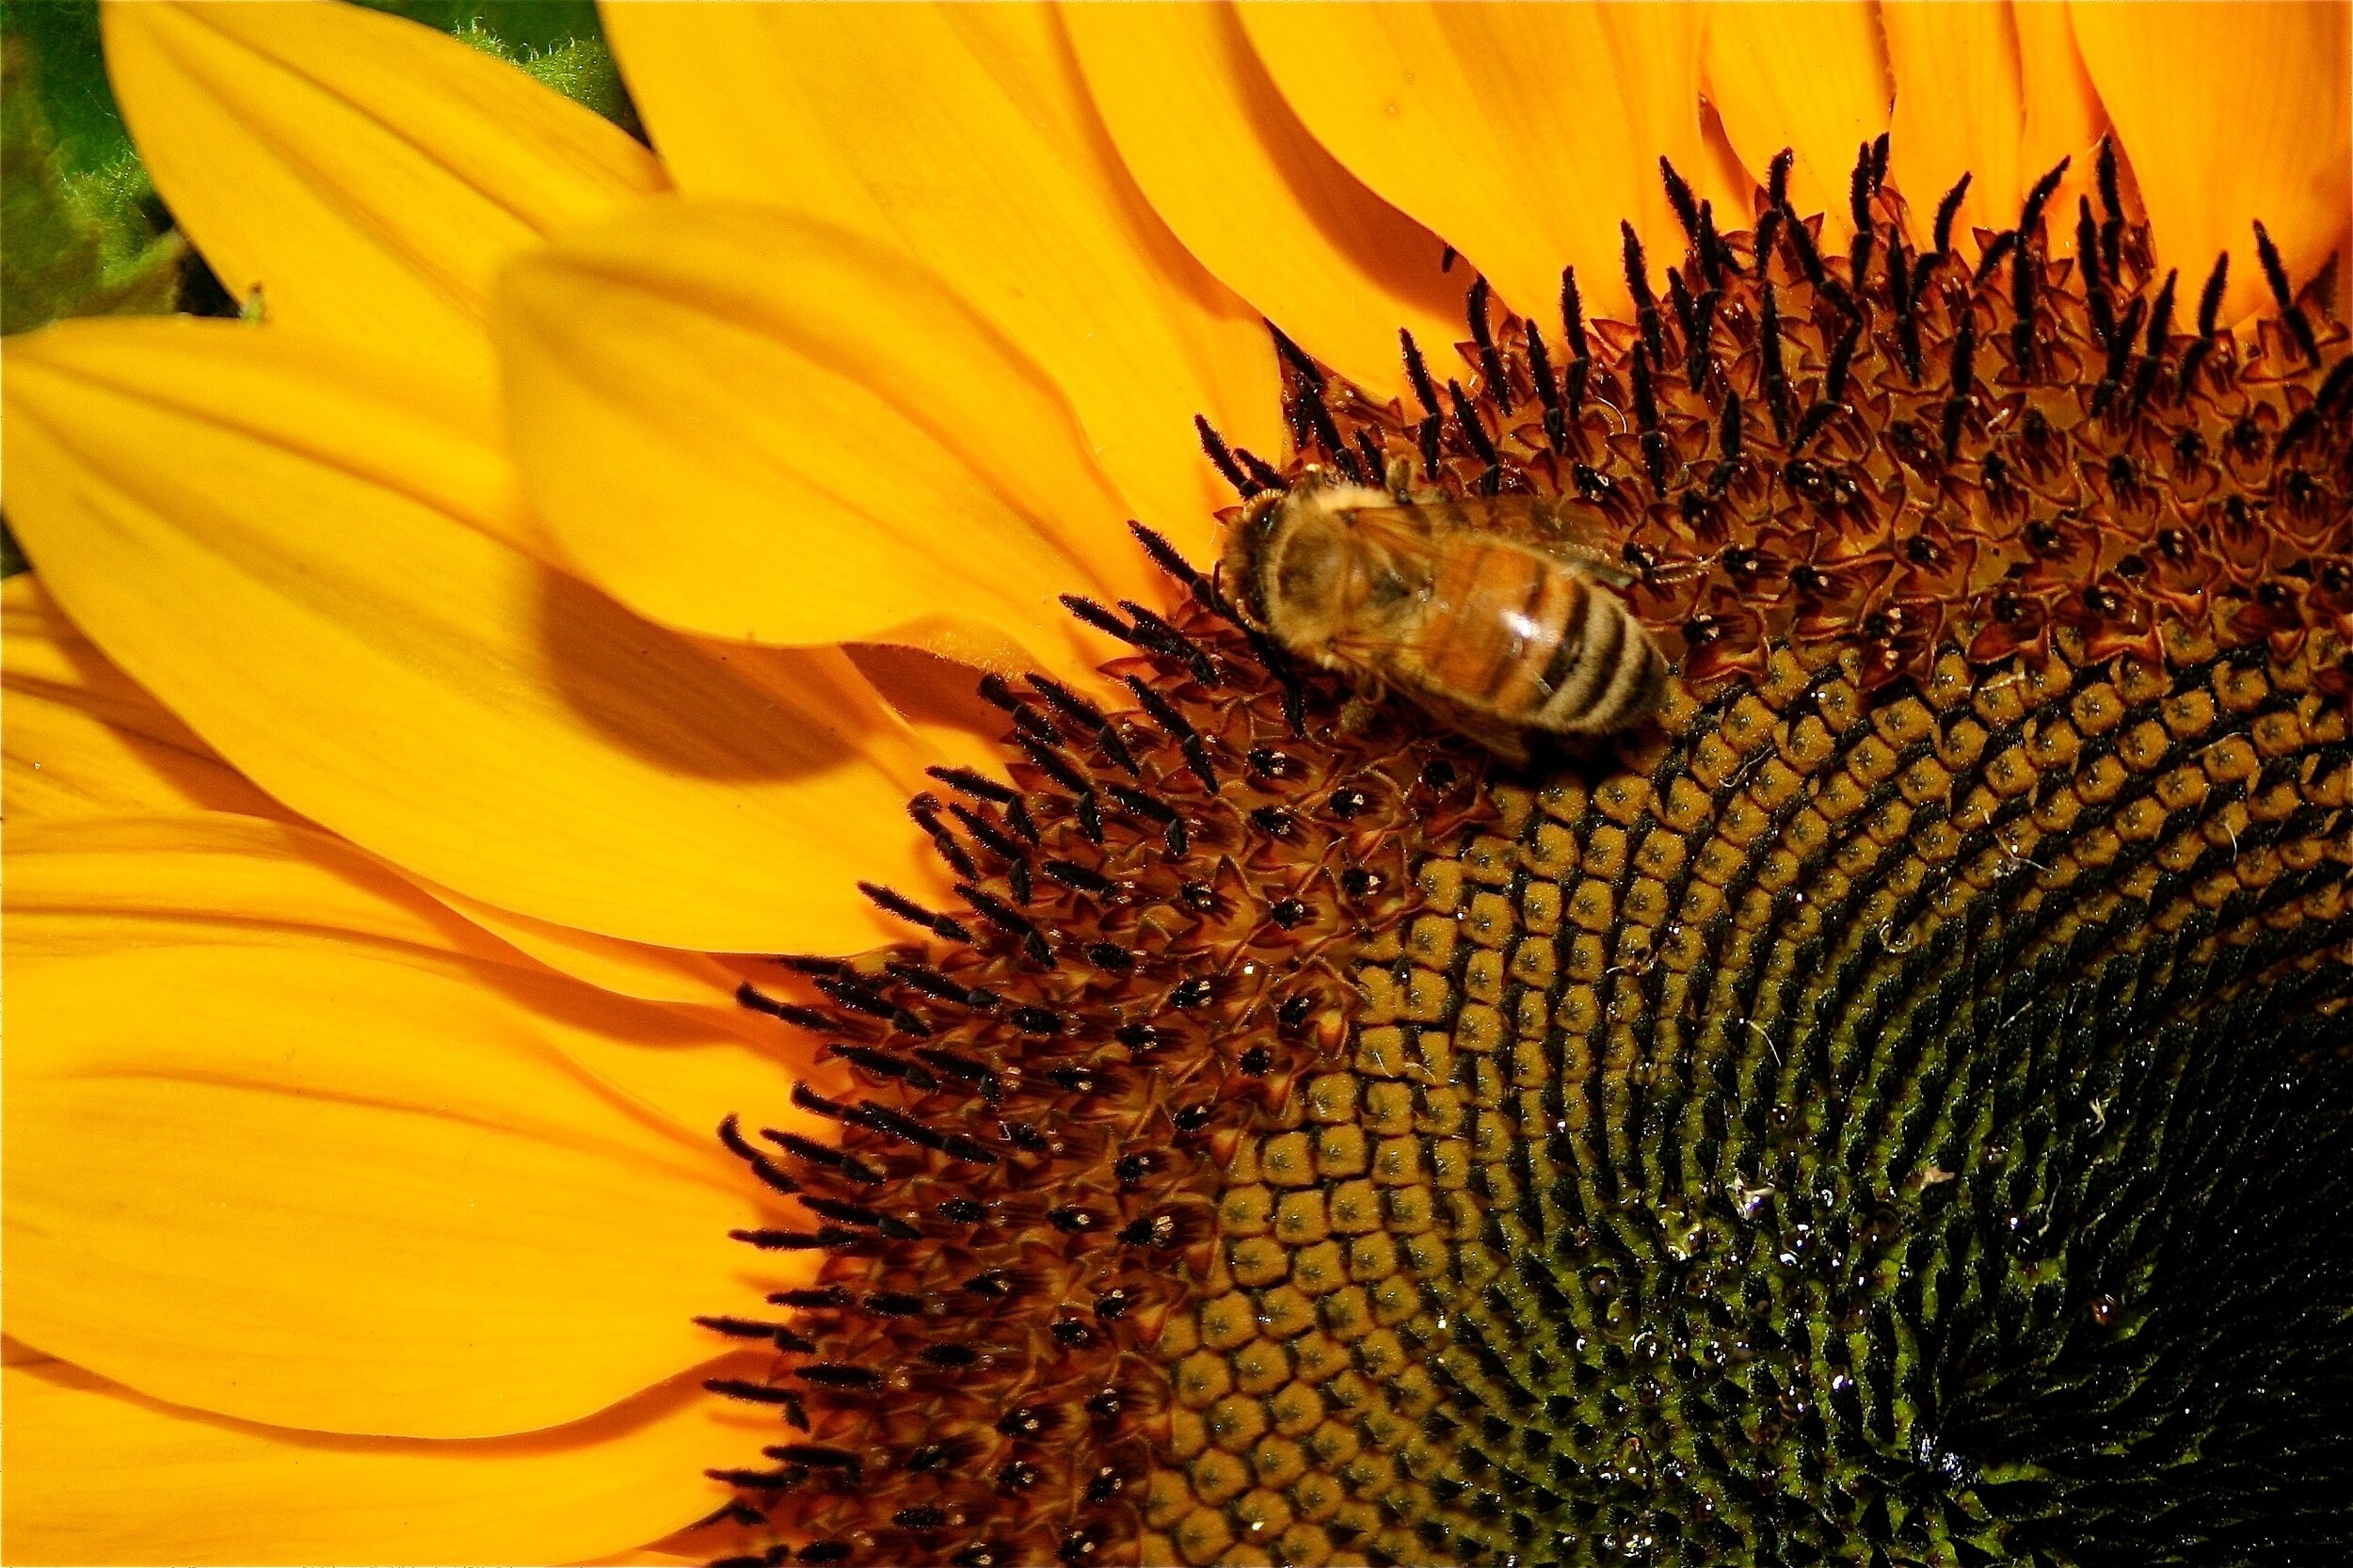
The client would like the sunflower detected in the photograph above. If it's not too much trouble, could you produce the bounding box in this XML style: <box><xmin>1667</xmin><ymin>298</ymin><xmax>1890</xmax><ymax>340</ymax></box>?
<box><xmin>5</xmin><ymin>1</ymin><xmax>2351</xmax><ymax>1564</ymax></box>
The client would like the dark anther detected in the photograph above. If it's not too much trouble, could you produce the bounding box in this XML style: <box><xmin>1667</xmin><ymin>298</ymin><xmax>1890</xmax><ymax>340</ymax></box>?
<box><xmin>1026</xmin><ymin>675</ymin><xmax>1139</xmax><ymax>774</ymax></box>
<box><xmin>1086</xmin><ymin>1387</ymin><xmax>1125</xmax><ymax>1420</ymax></box>
<box><xmin>1466</xmin><ymin>275</ymin><xmax>1513</xmax><ymax>415</ymax></box>
<box><xmin>1117</xmin><ymin>600</ymin><xmax>1220</xmax><ymax>686</ymax></box>
<box><xmin>947</xmin><ymin>800</ymin><xmax>1028</xmax><ymax>869</ymax></box>
<box><xmin>1823</xmin><ymin>317</ymin><xmax>1862</xmax><ymax>408</ymax></box>
<box><xmin>2096</xmin><ymin>133</ymin><xmax>2122</xmax><ymax>220</ymax></box>
<box><xmin>1042</xmin><ymin>858</ymin><xmax>1115</xmax><ymax>896</ymax></box>
<box><xmin>1122</xmin><ymin>522</ymin><xmax>1222</xmax><ymax>617</ymax></box>
<box><xmin>1790</xmin><ymin>400</ymin><xmax>1839</xmax><ymax>458</ymax></box>
<box><xmin>1278</xmin><ymin>993</ymin><xmax>1317</xmax><ymax>1031</ymax></box>
<box><xmin>895</xmin><ymin>1508</ymin><xmax>950</xmax><ymax>1532</ymax></box>
<box><xmin>1172</xmin><ymin>1103</ymin><xmax>1214</xmax><ymax>1134</ymax></box>
<box><xmin>1354</xmin><ymin>426</ymin><xmax>1388</xmax><ymax>486</ymax></box>
<box><xmin>2252</xmin><ymin>219</ymin><xmax>2322</xmax><ymax>363</ymax></box>
<box><xmin>954</xmin><ymin>883</ymin><xmax>1054</xmax><ymax>968</ymax></box>
<box><xmin>1271</xmin><ymin>897</ymin><xmax>1309</xmax><ymax>929</ymax></box>
<box><xmin>1848</xmin><ymin>142</ymin><xmax>1875</xmax><ymax>282</ymax></box>
<box><xmin>1622</xmin><ymin>220</ymin><xmax>1664</xmax><ymax>367</ymax></box>
<box><xmin>1684</xmin><ymin>282</ymin><xmax>1719</xmax><ymax>392</ymax></box>
<box><xmin>1973</xmin><ymin>229</ymin><xmax>2016</xmax><ymax>285</ymax></box>
<box><xmin>2091</xmin><ymin>295</ymin><xmax>2146</xmax><ymax>416</ymax></box>
<box><xmin>1448</xmin><ymin>378</ymin><xmax>1501</xmax><ymax>467</ymax></box>
<box><xmin>2130</xmin><ymin>267</ymin><xmax>2178</xmax><ymax>410</ymax></box>
<box><xmin>695</xmin><ymin>1314</ymin><xmax>798</xmax><ymax>1341</ymax></box>
<box><xmin>1011</xmin><ymin>1004</ymin><xmax>1061</xmax><ymax>1035</ymax></box>
<box><xmin>1885</xmin><ymin>243</ymin><xmax>1920</xmax><ymax>384</ymax></box>
<box><xmin>884</xmin><ymin>962</ymin><xmax>1000</xmax><ymax>1011</ymax></box>
<box><xmin>1270</xmin><ymin>321</ymin><xmax>1324</xmax><ymax>391</ymax></box>
<box><xmin>1239</xmin><ymin>1044</ymin><xmax>1274</xmax><ymax>1076</ymax></box>
<box><xmin>2076</xmin><ymin>197</ymin><xmax>2111</xmax><ymax>343</ymax></box>
<box><xmin>975</xmin><ymin>674</ymin><xmax>1059</xmax><ymax>744</ymax></box>
<box><xmin>796</xmin><ymin>1195</ymin><xmax>896</xmax><ymax>1234</ymax></box>
<box><xmin>1171</xmin><ymin>976</ymin><xmax>1217</xmax><ymax>1009</ymax></box>
<box><xmin>1780</xmin><ymin>203</ymin><xmax>1827</xmax><ymax>287</ymax></box>
<box><xmin>1697</xmin><ymin>199</ymin><xmax>1726</xmax><ymax>287</ymax></box>
<box><xmin>1417</xmin><ymin>412</ymin><xmax>1443</xmax><ymax>482</ymax></box>
<box><xmin>718</xmin><ymin>1114</ymin><xmax>803</xmax><ymax>1195</ymax></box>
<box><xmin>1932</xmin><ymin>172</ymin><xmax>1971</xmax><ymax>257</ymax></box>
<box><xmin>1869</xmin><ymin>130</ymin><xmax>1889</xmax><ymax>188</ymax></box>
<box><xmin>999</xmin><ymin>1463</ymin><xmax>1042</xmax><ymax>1492</ymax></box>
<box><xmin>951</xmin><ymin>1544</ymin><xmax>1009</xmax><ymax>1568</ymax></box>
<box><xmin>1050</xmin><ymin>1318</ymin><xmax>1094</xmax><ymax>1348</ymax></box>
<box><xmin>1768</xmin><ymin>147</ymin><xmax>1794</xmax><ymax>208</ymax></box>
<box><xmin>1106</xmin><ymin>781</ymin><xmax>1179</xmax><ymax>825</ymax></box>
<box><xmin>1659</xmin><ymin>154</ymin><xmax>1701</xmax><ymax>243</ymax></box>
<box><xmin>1193</xmin><ymin>413</ymin><xmax>1260</xmax><ymax>498</ymax></box>
<box><xmin>706</xmin><ymin>1379</ymin><xmax>801</xmax><ymax>1405</ymax></box>
<box><xmin>938</xmin><ymin>1197</ymin><xmax>987</xmax><ymax>1225</ymax></box>
<box><xmin>926</xmin><ymin>763</ymin><xmax>1016</xmax><ymax>805</ymax></box>
<box><xmin>729</xmin><ymin>1226</ymin><xmax>853</xmax><ymax>1251</ymax></box>
<box><xmin>1074</xmin><ymin>788</ymin><xmax>1105</xmax><ymax>844</ymax></box>
<box><xmin>857</xmin><ymin>880</ymin><xmax>973</xmax><ymax>943</ymax></box>
<box><xmin>1250</xmin><ymin>804</ymin><xmax>1295</xmax><ymax>837</ymax></box>
<box><xmin>1115</xmin><ymin>1021</ymin><xmax>1160</xmax><ymax>1052</ymax></box>
<box><xmin>1048</xmin><ymin>1206</ymin><xmax>1104</xmax><ymax>1234</ymax></box>
<box><xmin>768</xmin><ymin>1444</ymin><xmax>864</xmax><ymax>1473</ymax></box>
<box><xmin>1759</xmin><ymin>284</ymin><xmax>1791</xmax><ymax>440</ymax></box>
<box><xmin>1525</xmin><ymin>318</ymin><xmax>1565</xmax><ymax>452</ymax></box>
<box><xmin>1399</xmin><ymin>328</ymin><xmax>1443</xmax><ymax>418</ymax></box>
<box><xmin>2018</xmin><ymin>155</ymin><xmax>2069</xmax><ymax>240</ymax></box>
<box><xmin>1421</xmin><ymin>757</ymin><xmax>1459</xmax><ymax>791</ymax></box>
<box><xmin>907</xmin><ymin>792</ymin><xmax>978</xmax><ymax>880</ymax></box>
<box><xmin>1057</xmin><ymin>592</ymin><xmax>1138</xmax><ymax>647</ymax></box>
<box><xmin>2179</xmin><ymin>250</ymin><xmax>2230</xmax><ymax>396</ymax></box>
<box><xmin>831</xmin><ymin>1045</ymin><xmax>940</xmax><ymax>1094</ymax></box>
<box><xmin>1328</xmin><ymin>784</ymin><xmax>1369</xmax><ymax>817</ymax></box>
<box><xmin>735</xmin><ymin>984</ymin><xmax>836</xmax><ymax>1033</ymax></box>
<box><xmin>1943</xmin><ymin>314</ymin><xmax>1977</xmax><ymax>462</ymax></box>
<box><xmin>814</xmin><ymin>974</ymin><xmax>931</xmax><ymax>1037</ymax></box>
<box><xmin>1753</xmin><ymin>203</ymin><xmax>1783</xmax><ymax>282</ymax></box>
<box><xmin>1629</xmin><ymin>345</ymin><xmax>1668</xmax><ymax>487</ymax></box>
<box><xmin>1048</xmin><ymin>1066</ymin><xmax>1100</xmax><ymax>1097</ymax></box>
<box><xmin>792</xmin><ymin>1081</ymin><xmax>849</xmax><ymax>1122</ymax></box>
<box><xmin>864</xmin><ymin>1101</ymin><xmax>994</xmax><ymax>1164</ymax></box>
<box><xmin>1120</xmin><ymin>675</ymin><xmax>1219</xmax><ymax>792</ymax></box>
<box><xmin>1232</xmin><ymin>445</ymin><xmax>1285</xmax><ymax>491</ymax></box>
<box><xmin>1288</xmin><ymin>366</ymin><xmax>1358</xmax><ymax>480</ymax></box>
<box><xmin>1559</xmin><ymin>265</ymin><xmax>1591</xmax><ymax>365</ymax></box>
<box><xmin>920</xmin><ymin>1344</ymin><xmax>979</xmax><ymax>1368</ymax></box>
<box><xmin>2010</xmin><ymin>237</ymin><xmax>2039</xmax><ymax>376</ymax></box>
<box><xmin>795</xmin><ymin>1364</ymin><xmax>885</xmax><ymax>1390</ymax></box>
<box><xmin>1011</xmin><ymin>738</ymin><xmax>1090</xmax><ymax>806</ymax></box>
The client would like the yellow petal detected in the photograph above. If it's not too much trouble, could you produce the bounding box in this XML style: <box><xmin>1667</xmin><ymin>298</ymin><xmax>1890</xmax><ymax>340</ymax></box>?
<box><xmin>2</xmin><ymin>812</ymin><xmax>524</xmax><ymax>971</ymax></box>
<box><xmin>3</xmin><ymin>575</ymin><xmax>285</xmax><ymax>823</ymax></box>
<box><xmin>4</xmin><ymin>1356</ymin><xmax>769</xmax><ymax>1567</ymax></box>
<box><xmin>501</xmin><ymin>197</ymin><xmax>1144</xmax><ymax>671</ymax></box>
<box><xmin>102</xmin><ymin>0</ymin><xmax>662</xmax><ymax>407</ymax></box>
<box><xmin>1237</xmin><ymin>1</ymin><xmax>1725</xmax><ymax>323</ymax></box>
<box><xmin>3</xmin><ymin>317</ymin><xmax>936</xmax><ymax>953</ymax></box>
<box><xmin>1067</xmin><ymin>1</ymin><xmax>1464</xmax><ymax>403</ymax></box>
<box><xmin>415</xmin><ymin>875</ymin><xmax>753</xmax><ymax>1013</ymax></box>
<box><xmin>1703</xmin><ymin>0</ymin><xmax>1893</xmax><ymax>244</ymax></box>
<box><xmin>1882</xmin><ymin>2</ymin><xmax>2025</xmax><ymax>247</ymax></box>
<box><xmin>5</xmin><ymin>944</ymin><xmax>805</xmax><ymax>1438</ymax></box>
<box><xmin>601</xmin><ymin>1</ymin><xmax>1280</xmax><ymax>561</ymax></box>
<box><xmin>2071</xmin><ymin>0</ymin><xmax>2350</xmax><ymax>324</ymax></box>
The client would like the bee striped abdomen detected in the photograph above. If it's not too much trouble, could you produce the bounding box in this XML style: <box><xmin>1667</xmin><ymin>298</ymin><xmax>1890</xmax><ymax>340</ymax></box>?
<box><xmin>1407</xmin><ymin>542</ymin><xmax>1588</xmax><ymax>720</ymax></box>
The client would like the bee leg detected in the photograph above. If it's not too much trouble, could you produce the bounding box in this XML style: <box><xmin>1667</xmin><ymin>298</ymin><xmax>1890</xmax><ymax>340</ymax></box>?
<box><xmin>1337</xmin><ymin>695</ymin><xmax>1382</xmax><ymax>736</ymax></box>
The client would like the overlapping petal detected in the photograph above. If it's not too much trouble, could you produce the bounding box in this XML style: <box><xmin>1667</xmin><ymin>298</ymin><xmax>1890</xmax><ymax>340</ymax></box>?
<box><xmin>1702</xmin><ymin>0</ymin><xmax>1891</xmax><ymax>243</ymax></box>
<box><xmin>600</xmin><ymin>1</ymin><xmax>1280</xmax><ymax>561</ymax></box>
<box><xmin>500</xmin><ymin>198</ymin><xmax>1144</xmax><ymax>672</ymax></box>
<box><xmin>2071</xmin><ymin>0</ymin><xmax>2350</xmax><ymax>324</ymax></box>
<box><xmin>4</xmin><ymin>942</ymin><xmax>795</xmax><ymax>1438</ymax></box>
<box><xmin>1066</xmin><ymin>1</ymin><xmax>1464</xmax><ymax>405</ymax></box>
<box><xmin>101</xmin><ymin>0</ymin><xmax>663</xmax><ymax>405</ymax></box>
<box><xmin>3</xmin><ymin>318</ymin><xmax>938</xmax><ymax>953</ymax></box>
<box><xmin>1238</xmin><ymin>2</ymin><xmax>1737</xmax><ymax>325</ymax></box>
<box><xmin>3</xmin><ymin>575</ymin><xmax>285</xmax><ymax>823</ymax></box>
<box><xmin>3</xmin><ymin>1352</ymin><xmax>763</xmax><ymax>1567</ymax></box>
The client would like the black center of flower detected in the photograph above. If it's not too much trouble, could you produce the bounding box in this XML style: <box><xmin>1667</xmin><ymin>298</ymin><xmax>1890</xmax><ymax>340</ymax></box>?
<box><xmin>692</xmin><ymin>137</ymin><xmax>2353</xmax><ymax>1568</ymax></box>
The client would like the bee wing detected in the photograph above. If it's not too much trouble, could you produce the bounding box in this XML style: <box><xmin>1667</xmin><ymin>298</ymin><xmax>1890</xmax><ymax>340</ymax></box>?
<box><xmin>1335</xmin><ymin>497</ymin><xmax>1635</xmax><ymax>588</ymax></box>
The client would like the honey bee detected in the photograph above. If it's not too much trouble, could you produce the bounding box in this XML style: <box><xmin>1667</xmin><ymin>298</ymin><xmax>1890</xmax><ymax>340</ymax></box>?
<box><xmin>1225</xmin><ymin>468</ymin><xmax>1667</xmax><ymax>762</ymax></box>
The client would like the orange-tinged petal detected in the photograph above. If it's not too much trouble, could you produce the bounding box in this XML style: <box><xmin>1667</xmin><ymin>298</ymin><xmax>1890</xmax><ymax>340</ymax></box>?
<box><xmin>5</xmin><ymin>944</ymin><xmax>805</xmax><ymax>1438</ymax></box>
<box><xmin>1704</xmin><ymin>0</ymin><xmax>1893</xmax><ymax>243</ymax></box>
<box><xmin>1238</xmin><ymin>2</ymin><xmax>1724</xmax><ymax>324</ymax></box>
<box><xmin>3</xmin><ymin>575</ymin><xmax>285</xmax><ymax>823</ymax></box>
<box><xmin>3</xmin><ymin>317</ymin><xmax>935</xmax><ymax>953</ymax></box>
<box><xmin>102</xmin><ymin>0</ymin><xmax>662</xmax><ymax>407</ymax></box>
<box><xmin>2072</xmin><ymin>0</ymin><xmax>2350</xmax><ymax>324</ymax></box>
<box><xmin>4</xmin><ymin>1356</ymin><xmax>767</xmax><ymax>1567</ymax></box>
<box><xmin>501</xmin><ymin>198</ymin><xmax>1142</xmax><ymax>672</ymax></box>
<box><xmin>1067</xmin><ymin>1</ymin><xmax>1464</xmax><ymax>403</ymax></box>
<box><xmin>1882</xmin><ymin>2</ymin><xmax>2025</xmax><ymax>247</ymax></box>
<box><xmin>601</xmin><ymin>1</ymin><xmax>1280</xmax><ymax>562</ymax></box>
<box><xmin>2013</xmin><ymin>2</ymin><xmax>2109</xmax><ymax>220</ymax></box>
